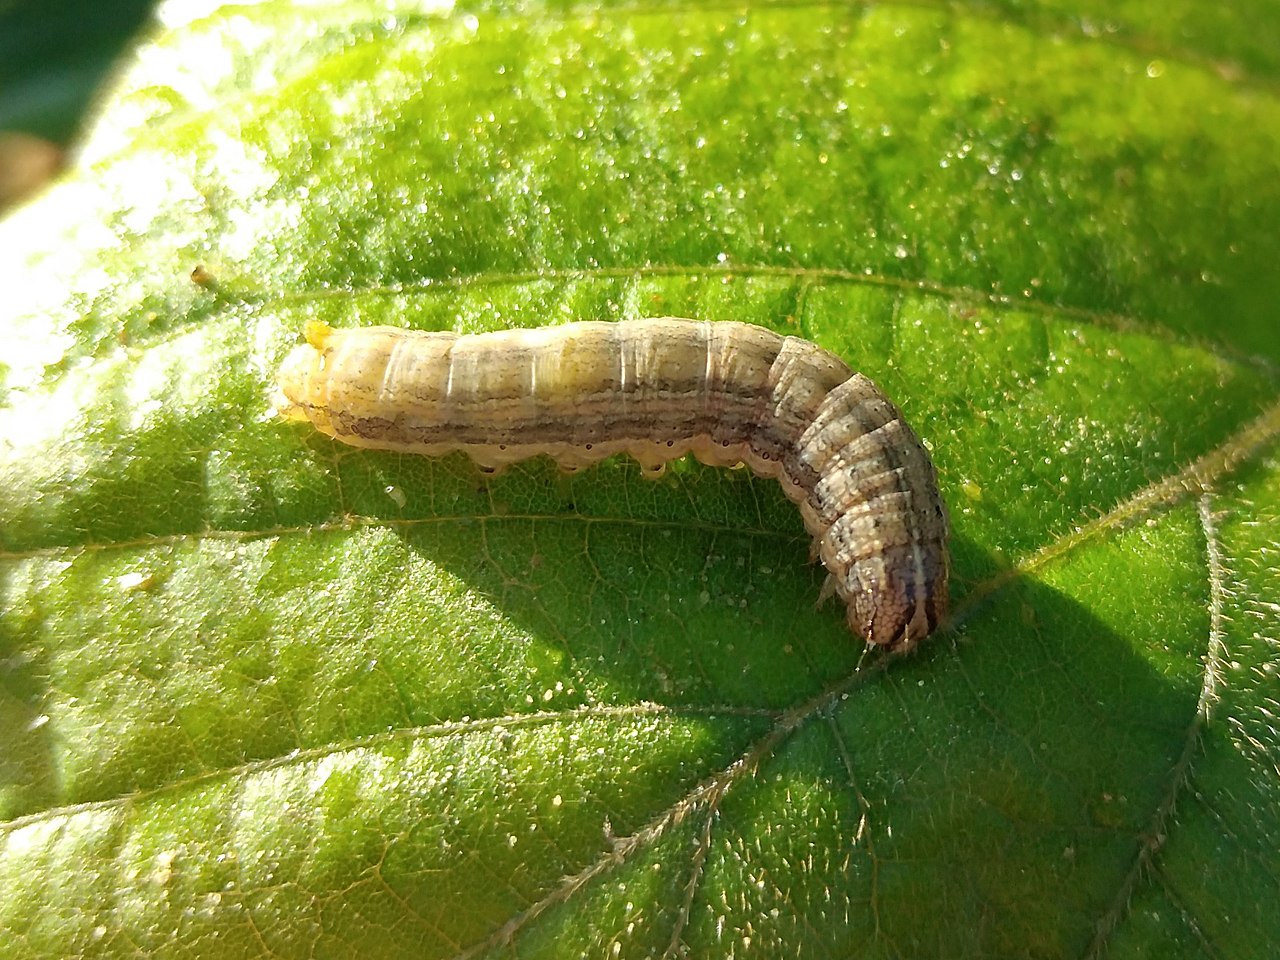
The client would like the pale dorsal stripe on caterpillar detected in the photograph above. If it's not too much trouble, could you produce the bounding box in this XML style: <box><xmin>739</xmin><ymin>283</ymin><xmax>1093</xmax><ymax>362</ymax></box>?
<box><xmin>276</xmin><ymin>319</ymin><xmax>950</xmax><ymax>651</ymax></box>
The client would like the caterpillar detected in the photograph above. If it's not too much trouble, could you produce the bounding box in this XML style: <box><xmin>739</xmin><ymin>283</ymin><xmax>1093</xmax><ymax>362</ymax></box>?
<box><xmin>275</xmin><ymin>319</ymin><xmax>950</xmax><ymax>651</ymax></box>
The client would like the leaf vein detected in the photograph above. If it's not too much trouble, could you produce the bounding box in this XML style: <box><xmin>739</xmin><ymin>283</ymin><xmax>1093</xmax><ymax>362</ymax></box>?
<box><xmin>1080</xmin><ymin>493</ymin><xmax>1229</xmax><ymax>958</ymax></box>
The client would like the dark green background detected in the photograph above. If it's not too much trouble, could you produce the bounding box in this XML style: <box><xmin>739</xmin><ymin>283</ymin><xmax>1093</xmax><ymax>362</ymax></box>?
<box><xmin>0</xmin><ymin>0</ymin><xmax>155</xmax><ymax>140</ymax></box>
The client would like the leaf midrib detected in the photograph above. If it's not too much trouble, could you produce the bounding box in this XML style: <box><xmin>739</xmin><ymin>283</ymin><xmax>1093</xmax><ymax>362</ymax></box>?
<box><xmin>208</xmin><ymin>263</ymin><xmax>1278</xmax><ymax>378</ymax></box>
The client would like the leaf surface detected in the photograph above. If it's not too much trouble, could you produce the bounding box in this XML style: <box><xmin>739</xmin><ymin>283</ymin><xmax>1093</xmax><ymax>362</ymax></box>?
<box><xmin>2</xmin><ymin>1</ymin><xmax>1279</xmax><ymax>957</ymax></box>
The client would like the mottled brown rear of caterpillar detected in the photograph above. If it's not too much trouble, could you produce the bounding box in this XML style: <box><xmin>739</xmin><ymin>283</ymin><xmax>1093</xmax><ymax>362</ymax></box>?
<box><xmin>276</xmin><ymin>318</ymin><xmax>949</xmax><ymax>651</ymax></box>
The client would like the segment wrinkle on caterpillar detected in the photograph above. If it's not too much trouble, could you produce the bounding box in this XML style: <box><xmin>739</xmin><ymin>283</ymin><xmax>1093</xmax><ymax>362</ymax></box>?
<box><xmin>276</xmin><ymin>318</ymin><xmax>950</xmax><ymax>652</ymax></box>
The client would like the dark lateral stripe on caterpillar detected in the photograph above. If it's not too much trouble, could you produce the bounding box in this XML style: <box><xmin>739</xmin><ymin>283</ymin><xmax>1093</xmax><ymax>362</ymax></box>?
<box><xmin>275</xmin><ymin>318</ymin><xmax>950</xmax><ymax>651</ymax></box>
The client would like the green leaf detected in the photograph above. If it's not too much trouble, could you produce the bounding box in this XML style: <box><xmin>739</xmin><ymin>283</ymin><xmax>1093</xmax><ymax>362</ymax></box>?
<box><xmin>2</xmin><ymin>1</ymin><xmax>1279</xmax><ymax>957</ymax></box>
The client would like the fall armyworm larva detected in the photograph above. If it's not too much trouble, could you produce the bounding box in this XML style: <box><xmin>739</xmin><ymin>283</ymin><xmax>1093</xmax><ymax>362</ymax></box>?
<box><xmin>275</xmin><ymin>318</ymin><xmax>950</xmax><ymax>651</ymax></box>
